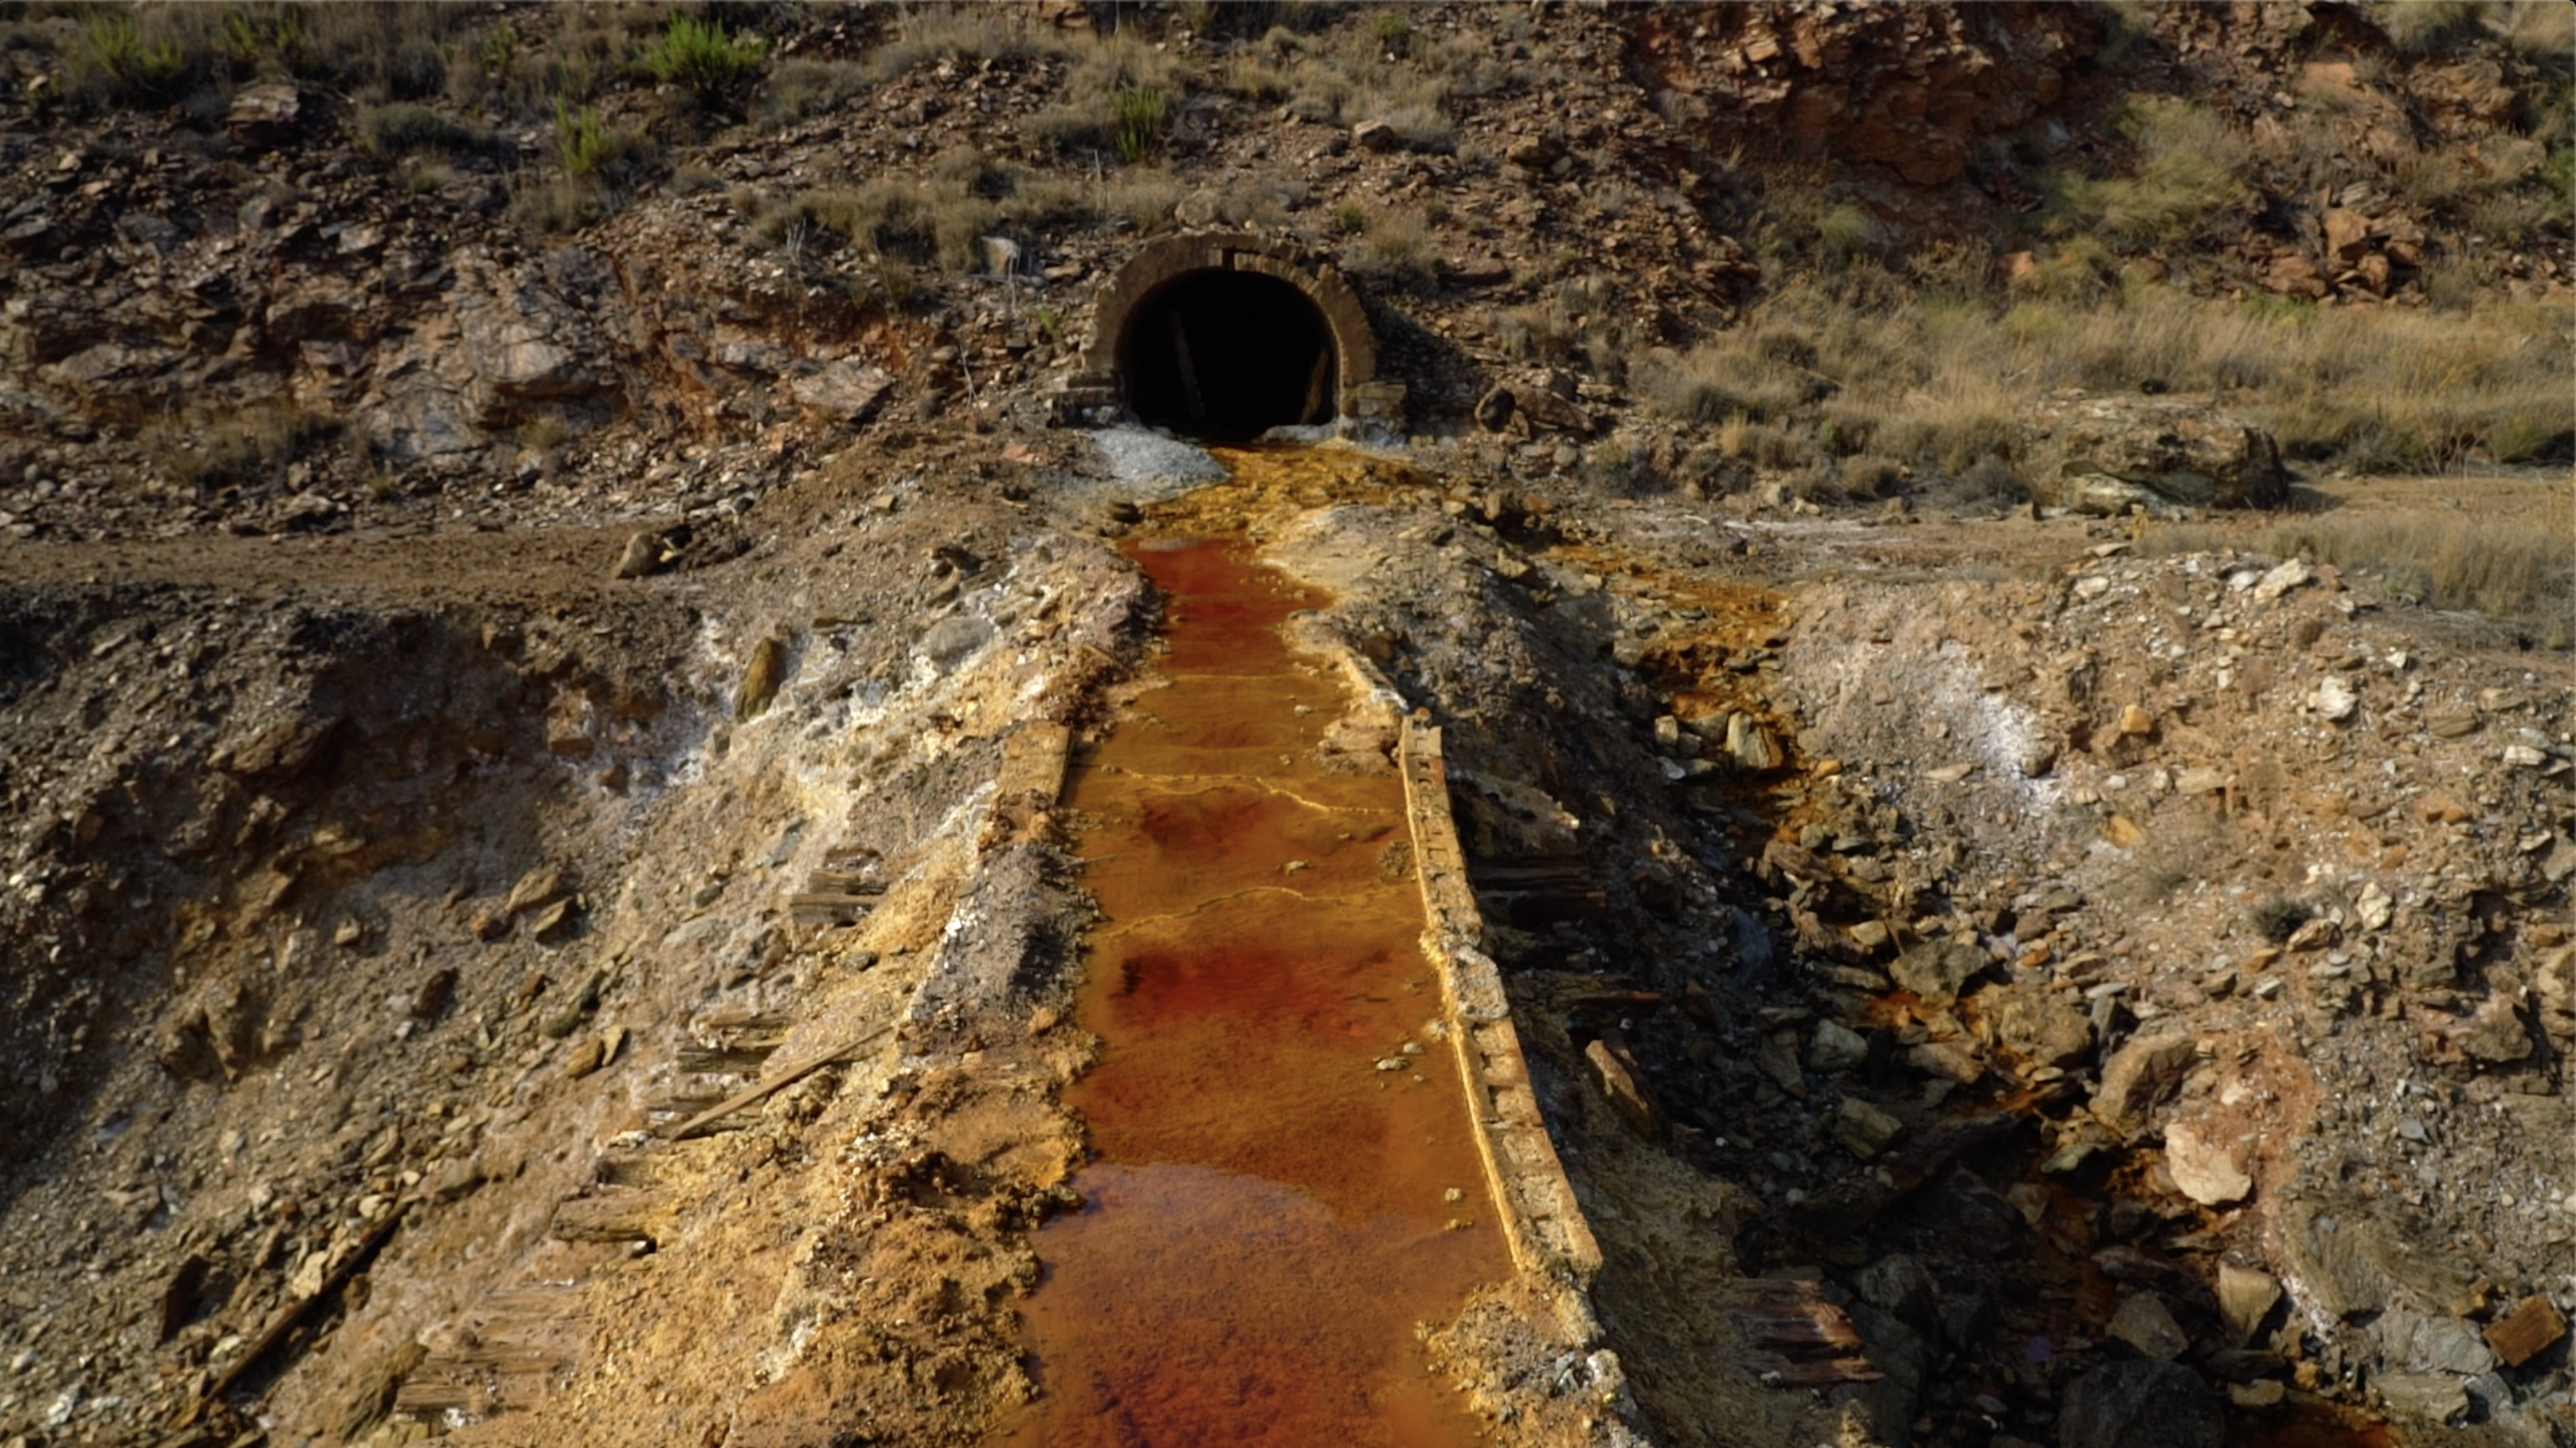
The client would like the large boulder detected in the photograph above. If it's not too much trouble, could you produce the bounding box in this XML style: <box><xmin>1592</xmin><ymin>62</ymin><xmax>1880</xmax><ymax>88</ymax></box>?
<box><xmin>451</xmin><ymin>246</ymin><xmax>622</xmax><ymax>422</ymax></box>
<box><xmin>2021</xmin><ymin>393</ymin><xmax>2289</xmax><ymax>515</ymax></box>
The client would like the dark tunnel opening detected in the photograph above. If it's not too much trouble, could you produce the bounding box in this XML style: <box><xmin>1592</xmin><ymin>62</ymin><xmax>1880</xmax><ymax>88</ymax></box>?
<box><xmin>1118</xmin><ymin>270</ymin><xmax>1338</xmax><ymax>441</ymax></box>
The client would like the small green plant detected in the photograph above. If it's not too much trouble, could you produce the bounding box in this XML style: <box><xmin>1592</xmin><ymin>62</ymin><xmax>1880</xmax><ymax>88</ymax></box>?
<box><xmin>1031</xmin><ymin>305</ymin><xmax>1065</xmax><ymax>347</ymax></box>
<box><xmin>1373</xmin><ymin>12</ymin><xmax>1415</xmax><ymax>55</ymax></box>
<box><xmin>1109</xmin><ymin>82</ymin><xmax>1169</xmax><ymax>163</ymax></box>
<box><xmin>555</xmin><ymin>97</ymin><xmax>614</xmax><ymax>176</ymax></box>
<box><xmin>221</xmin><ymin>9</ymin><xmax>263</xmax><ymax>64</ymax></box>
<box><xmin>83</xmin><ymin>12</ymin><xmax>186</xmax><ymax>99</ymax></box>
<box><xmin>1334</xmin><ymin>200</ymin><xmax>1367</xmax><ymax>235</ymax></box>
<box><xmin>641</xmin><ymin>14</ymin><xmax>768</xmax><ymax>99</ymax></box>
<box><xmin>482</xmin><ymin>18</ymin><xmax>522</xmax><ymax>77</ymax></box>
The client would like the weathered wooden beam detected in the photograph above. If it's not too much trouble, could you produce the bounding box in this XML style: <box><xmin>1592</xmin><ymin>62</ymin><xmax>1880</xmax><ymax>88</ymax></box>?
<box><xmin>664</xmin><ymin>1024</ymin><xmax>894</xmax><ymax>1141</ymax></box>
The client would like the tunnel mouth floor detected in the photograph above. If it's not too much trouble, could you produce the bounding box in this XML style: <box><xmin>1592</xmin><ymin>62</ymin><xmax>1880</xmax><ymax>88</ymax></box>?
<box><xmin>984</xmin><ymin>513</ymin><xmax>1504</xmax><ymax>1447</ymax></box>
<box><xmin>1116</xmin><ymin>270</ymin><xmax>1340</xmax><ymax>441</ymax></box>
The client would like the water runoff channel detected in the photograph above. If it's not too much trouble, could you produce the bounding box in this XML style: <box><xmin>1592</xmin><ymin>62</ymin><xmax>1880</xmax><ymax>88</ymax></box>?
<box><xmin>985</xmin><ymin>448</ymin><xmax>1509</xmax><ymax>1447</ymax></box>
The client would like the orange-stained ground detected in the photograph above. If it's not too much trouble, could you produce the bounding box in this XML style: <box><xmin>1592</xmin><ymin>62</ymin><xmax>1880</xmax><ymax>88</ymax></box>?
<box><xmin>988</xmin><ymin>531</ymin><xmax>1508</xmax><ymax>1448</ymax></box>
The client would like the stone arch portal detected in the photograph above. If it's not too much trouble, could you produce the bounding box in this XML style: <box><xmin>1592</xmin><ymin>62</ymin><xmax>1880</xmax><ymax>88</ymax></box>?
<box><xmin>1057</xmin><ymin>233</ymin><xmax>1404</xmax><ymax>438</ymax></box>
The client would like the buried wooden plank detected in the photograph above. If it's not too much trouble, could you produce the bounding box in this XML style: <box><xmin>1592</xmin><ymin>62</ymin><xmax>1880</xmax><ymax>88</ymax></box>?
<box><xmin>803</xmin><ymin>869</ymin><xmax>884</xmax><ymax>894</ymax></box>
<box><xmin>185</xmin><ymin>1193</ymin><xmax>418</xmax><ymax>1423</ymax></box>
<box><xmin>663</xmin><ymin>1023</ymin><xmax>895</xmax><ymax>1141</ymax></box>
<box><xmin>787</xmin><ymin>890</ymin><xmax>881</xmax><ymax>925</ymax></box>
<box><xmin>548</xmin><ymin>1190</ymin><xmax>674</xmax><ymax>1245</ymax></box>
<box><xmin>1725</xmin><ymin>1277</ymin><xmax>1883</xmax><ymax>1386</ymax></box>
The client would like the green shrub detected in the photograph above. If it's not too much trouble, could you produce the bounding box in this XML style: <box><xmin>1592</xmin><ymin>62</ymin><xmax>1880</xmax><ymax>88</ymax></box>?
<box><xmin>1109</xmin><ymin>82</ymin><xmax>1169</xmax><ymax>163</ymax></box>
<box><xmin>640</xmin><ymin>14</ymin><xmax>767</xmax><ymax>99</ymax></box>
<box><xmin>555</xmin><ymin>98</ymin><xmax>617</xmax><ymax>176</ymax></box>
<box><xmin>81</xmin><ymin>12</ymin><xmax>186</xmax><ymax>101</ymax></box>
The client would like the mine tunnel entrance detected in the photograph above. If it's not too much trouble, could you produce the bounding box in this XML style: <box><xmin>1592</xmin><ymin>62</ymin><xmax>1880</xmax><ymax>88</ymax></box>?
<box><xmin>1117</xmin><ymin>270</ymin><xmax>1337</xmax><ymax>441</ymax></box>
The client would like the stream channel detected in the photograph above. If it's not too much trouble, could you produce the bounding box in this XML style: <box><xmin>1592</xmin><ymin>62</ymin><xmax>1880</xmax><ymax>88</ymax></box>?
<box><xmin>989</xmin><ymin>491</ymin><xmax>1510</xmax><ymax>1446</ymax></box>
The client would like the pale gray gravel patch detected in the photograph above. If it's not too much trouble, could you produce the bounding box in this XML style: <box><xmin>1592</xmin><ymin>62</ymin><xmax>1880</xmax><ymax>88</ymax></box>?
<box><xmin>1089</xmin><ymin>427</ymin><xmax>1225</xmax><ymax>493</ymax></box>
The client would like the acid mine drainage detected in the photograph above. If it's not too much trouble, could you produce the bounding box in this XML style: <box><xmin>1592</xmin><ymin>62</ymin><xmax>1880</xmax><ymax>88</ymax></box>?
<box><xmin>0</xmin><ymin>17</ymin><xmax>2567</xmax><ymax>1443</ymax></box>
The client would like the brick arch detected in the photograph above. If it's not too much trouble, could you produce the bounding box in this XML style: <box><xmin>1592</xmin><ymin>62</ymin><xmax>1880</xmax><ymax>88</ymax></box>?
<box><xmin>1057</xmin><ymin>233</ymin><xmax>1405</xmax><ymax>429</ymax></box>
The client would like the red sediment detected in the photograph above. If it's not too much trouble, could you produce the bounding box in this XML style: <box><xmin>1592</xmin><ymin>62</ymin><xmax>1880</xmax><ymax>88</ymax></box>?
<box><xmin>989</xmin><ymin>534</ymin><xmax>1505</xmax><ymax>1448</ymax></box>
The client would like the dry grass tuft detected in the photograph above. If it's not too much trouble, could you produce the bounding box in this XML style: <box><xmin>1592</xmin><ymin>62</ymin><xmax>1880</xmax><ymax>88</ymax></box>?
<box><xmin>2152</xmin><ymin>508</ymin><xmax>2576</xmax><ymax>647</ymax></box>
<box><xmin>864</xmin><ymin>5</ymin><xmax>1072</xmax><ymax>83</ymax></box>
<box><xmin>2050</xmin><ymin>97</ymin><xmax>2252</xmax><ymax>249</ymax></box>
<box><xmin>143</xmin><ymin>404</ymin><xmax>343</xmax><ymax>495</ymax></box>
<box><xmin>1643</xmin><ymin>274</ymin><xmax>2573</xmax><ymax>491</ymax></box>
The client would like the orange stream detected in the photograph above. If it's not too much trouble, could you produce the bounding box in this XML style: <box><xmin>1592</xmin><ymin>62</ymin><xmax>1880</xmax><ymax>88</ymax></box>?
<box><xmin>990</xmin><ymin>531</ymin><xmax>1505</xmax><ymax>1448</ymax></box>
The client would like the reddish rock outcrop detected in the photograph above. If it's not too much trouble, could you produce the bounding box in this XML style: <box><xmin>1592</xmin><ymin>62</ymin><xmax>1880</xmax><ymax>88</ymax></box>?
<box><xmin>1625</xmin><ymin>3</ymin><xmax>2101</xmax><ymax>186</ymax></box>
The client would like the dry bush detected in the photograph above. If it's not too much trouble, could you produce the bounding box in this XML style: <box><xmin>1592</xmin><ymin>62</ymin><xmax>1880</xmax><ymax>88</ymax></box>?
<box><xmin>355</xmin><ymin>101</ymin><xmax>490</xmax><ymax>156</ymax></box>
<box><xmin>1103</xmin><ymin>170</ymin><xmax>1185</xmax><ymax>232</ymax></box>
<box><xmin>2266</xmin><ymin>513</ymin><xmax>2572</xmax><ymax>645</ymax></box>
<box><xmin>1712</xmin><ymin>414</ymin><xmax>1814</xmax><ymax>471</ymax></box>
<box><xmin>2114</xmin><ymin>810</ymin><xmax>2225</xmax><ymax>907</ymax></box>
<box><xmin>1028</xmin><ymin>32</ymin><xmax>1182</xmax><ymax>159</ymax></box>
<box><xmin>865</xmin><ymin>5</ymin><xmax>1071</xmax><ymax>83</ymax></box>
<box><xmin>143</xmin><ymin>404</ymin><xmax>341</xmax><ymax>495</ymax></box>
<box><xmin>2372</xmin><ymin>0</ymin><xmax>2492</xmax><ymax>52</ymax></box>
<box><xmin>1637</xmin><ymin>343</ymin><xmax>1810</xmax><ymax>424</ymax></box>
<box><xmin>758</xmin><ymin>57</ymin><xmax>870</xmax><ymax>124</ymax></box>
<box><xmin>1649</xmin><ymin>264</ymin><xmax>2571</xmax><ymax>493</ymax></box>
<box><xmin>749</xmin><ymin>180</ymin><xmax>999</xmax><ymax>273</ymax></box>
<box><xmin>1243</xmin><ymin>18</ymin><xmax>1467</xmax><ymax>151</ymax></box>
<box><xmin>508</xmin><ymin>173</ymin><xmax>612</xmax><ymax>234</ymax></box>
<box><xmin>1501</xmin><ymin>275</ymin><xmax>1646</xmax><ymax>383</ymax></box>
<box><xmin>2153</xmin><ymin>509</ymin><xmax>2574</xmax><ymax>647</ymax></box>
<box><xmin>2497</xmin><ymin>0</ymin><xmax>2576</xmax><ymax>57</ymax></box>
<box><xmin>1344</xmin><ymin>206</ymin><xmax>1432</xmax><ymax>290</ymax></box>
<box><xmin>1002</xmin><ymin>173</ymin><xmax>1094</xmax><ymax>227</ymax></box>
<box><xmin>54</xmin><ymin>2</ymin><xmax>474</xmax><ymax>112</ymax></box>
<box><xmin>1179</xmin><ymin>2</ymin><xmax>1333</xmax><ymax>42</ymax></box>
<box><xmin>441</xmin><ymin>7</ymin><xmax>662</xmax><ymax>122</ymax></box>
<box><xmin>2051</xmin><ymin>96</ymin><xmax>2252</xmax><ymax>249</ymax></box>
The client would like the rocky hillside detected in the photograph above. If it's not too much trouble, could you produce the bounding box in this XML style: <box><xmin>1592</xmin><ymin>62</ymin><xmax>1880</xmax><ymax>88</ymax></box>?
<box><xmin>0</xmin><ymin>0</ymin><xmax>2567</xmax><ymax>548</ymax></box>
<box><xmin>0</xmin><ymin>5</ymin><xmax>2568</xmax><ymax>1448</ymax></box>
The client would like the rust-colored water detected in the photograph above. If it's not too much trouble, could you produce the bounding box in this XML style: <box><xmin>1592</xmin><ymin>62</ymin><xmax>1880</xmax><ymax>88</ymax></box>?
<box><xmin>991</xmin><ymin>527</ymin><xmax>1506</xmax><ymax>1448</ymax></box>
